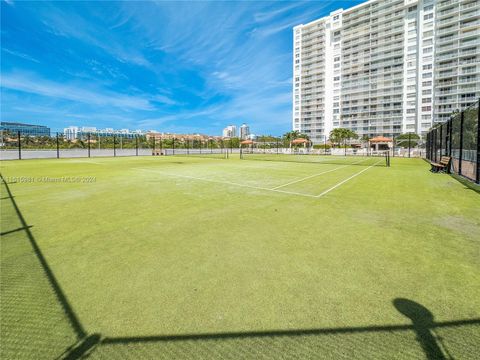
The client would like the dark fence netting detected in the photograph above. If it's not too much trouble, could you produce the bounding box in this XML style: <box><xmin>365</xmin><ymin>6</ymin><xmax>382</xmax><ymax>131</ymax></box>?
<box><xmin>0</xmin><ymin>133</ymin><xmax>158</xmax><ymax>160</ymax></box>
<box><xmin>426</xmin><ymin>99</ymin><xmax>479</xmax><ymax>184</ymax></box>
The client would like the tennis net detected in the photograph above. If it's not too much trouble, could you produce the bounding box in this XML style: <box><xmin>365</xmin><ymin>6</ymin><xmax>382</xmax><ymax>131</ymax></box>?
<box><xmin>240</xmin><ymin>150</ymin><xmax>390</xmax><ymax>167</ymax></box>
<box><xmin>166</xmin><ymin>148</ymin><xmax>228</xmax><ymax>159</ymax></box>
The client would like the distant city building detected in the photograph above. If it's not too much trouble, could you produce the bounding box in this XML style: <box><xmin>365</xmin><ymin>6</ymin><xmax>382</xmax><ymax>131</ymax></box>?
<box><xmin>0</xmin><ymin>122</ymin><xmax>50</xmax><ymax>137</ymax></box>
<box><xmin>239</xmin><ymin>123</ymin><xmax>250</xmax><ymax>139</ymax></box>
<box><xmin>64</xmin><ymin>126</ymin><xmax>80</xmax><ymax>140</ymax></box>
<box><xmin>146</xmin><ymin>132</ymin><xmax>222</xmax><ymax>142</ymax></box>
<box><xmin>222</xmin><ymin>125</ymin><xmax>237</xmax><ymax>138</ymax></box>
<box><xmin>64</xmin><ymin>126</ymin><xmax>145</xmax><ymax>140</ymax></box>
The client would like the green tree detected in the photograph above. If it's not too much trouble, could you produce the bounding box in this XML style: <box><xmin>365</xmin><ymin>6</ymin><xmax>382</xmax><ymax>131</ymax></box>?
<box><xmin>329</xmin><ymin>128</ymin><xmax>358</xmax><ymax>147</ymax></box>
<box><xmin>396</xmin><ymin>133</ymin><xmax>420</xmax><ymax>148</ymax></box>
<box><xmin>282</xmin><ymin>130</ymin><xmax>310</xmax><ymax>148</ymax></box>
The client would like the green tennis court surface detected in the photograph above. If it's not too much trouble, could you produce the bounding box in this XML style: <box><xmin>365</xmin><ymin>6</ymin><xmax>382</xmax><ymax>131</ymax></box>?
<box><xmin>1</xmin><ymin>156</ymin><xmax>479</xmax><ymax>359</ymax></box>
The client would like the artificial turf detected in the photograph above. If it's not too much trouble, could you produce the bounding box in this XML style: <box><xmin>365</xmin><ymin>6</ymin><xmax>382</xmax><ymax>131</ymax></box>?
<box><xmin>1</xmin><ymin>155</ymin><xmax>479</xmax><ymax>359</ymax></box>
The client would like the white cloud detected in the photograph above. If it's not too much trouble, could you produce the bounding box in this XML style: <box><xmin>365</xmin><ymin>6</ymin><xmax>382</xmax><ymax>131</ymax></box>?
<box><xmin>2</xmin><ymin>48</ymin><xmax>40</xmax><ymax>63</ymax></box>
<box><xmin>1</xmin><ymin>72</ymin><xmax>154</xmax><ymax>111</ymax></box>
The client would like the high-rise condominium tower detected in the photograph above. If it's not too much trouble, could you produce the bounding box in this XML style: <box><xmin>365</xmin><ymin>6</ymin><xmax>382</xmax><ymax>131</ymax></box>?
<box><xmin>293</xmin><ymin>0</ymin><xmax>479</xmax><ymax>144</ymax></box>
<box><xmin>222</xmin><ymin>125</ymin><xmax>237</xmax><ymax>138</ymax></box>
<box><xmin>240</xmin><ymin>123</ymin><xmax>250</xmax><ymax>139</ymax></box>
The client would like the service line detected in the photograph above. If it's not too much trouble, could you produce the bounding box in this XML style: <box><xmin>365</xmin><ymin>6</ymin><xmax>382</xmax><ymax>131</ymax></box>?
<box><xmin>138</xmin><ymin>168</ymin><xmax>318</xmax><ymax>198</ymax></box>
<box><xmin>315</xmin><ymin>160</ymin><xmax>381</xmax><ymax>198</ymax></box>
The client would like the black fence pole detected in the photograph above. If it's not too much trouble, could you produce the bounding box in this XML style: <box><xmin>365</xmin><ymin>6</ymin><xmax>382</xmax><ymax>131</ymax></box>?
<box><xmin>458</xmin><ymin>111</ymin><xmax>464</xmax><ymax>176</ymax></box>
<box><xmin>448</xmin><ymin>118</ymin><xmax>453</xmax><ymax>158</ymax></box>
<box><xmin>429</xmin><ymin>132</ymin><xmax>432</xmax><ymax>160</ymax></box>
<box><xmin>153</xmin><ymin>136</ymin><xmax>156</xmax><ymax>155</ymax></box>
<box><xmin>476</xmin><ymin>101</ymin><xmax>480</xmax><ymax>184</ymax></box>
<box><xmin>135</xmin><ymin>135</ymin><xmax>139</xmax><ymax>156</ymax></box>
<box><xmin>432</xmin><ymin>129</ymin><xmax>435</xmax><ymax>160</ymax></box>
<box><xmin>87</xmin><ymin>132</ymin><xmax>90</xmax><ymax>158</ymax></box>
<box><xmin>113</xmin><ymin>135</ymin><xmax>116</xmax><ymax>157</ymax></box>
<box><xmin>172</xmin><ymin>137</ymin><xmax>175</xmax><ymax>155</ymax></box>
<box><xmin>17</xmin><ymin>131</ymin><xmax>21</xmax><ymax>160</ymax></box>
<box><xmin>408</xmin><ymin>133</ymin><xmax>411</xmax><ymax>158</ymax></box>
<box><xmin>56</xmin><ymin>132</ymin><xmax>60</xmax><ymax>159</ymax></box>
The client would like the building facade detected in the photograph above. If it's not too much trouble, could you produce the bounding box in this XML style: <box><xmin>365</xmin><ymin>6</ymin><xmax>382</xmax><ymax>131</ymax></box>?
<box><xmin>239</xmin><ymin>123</ymin><xmax>250</xmax><ymax>139</ymax></box>
<box><xmin>293</xmin><ymin>0</ymin><xmax>480</xmax><ymax>143</ymax></box>
<box><xmin>0</xmin><ymin>122</ymin><xmax>51</xmax><ymax>137</ymax></box>
<box><xmin>222</xmin><ymin>125</ymin><xmax>237</xmax><ymax>138</ymax></box>
<box><xmin>63</xmin><ymin>126</ymin><xmax>145</xmax><ymax>140</ymax></box>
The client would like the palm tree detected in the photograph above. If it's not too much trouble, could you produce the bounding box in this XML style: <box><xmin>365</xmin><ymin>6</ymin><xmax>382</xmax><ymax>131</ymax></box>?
<box><xmin>329</xmin><ymin>128</ymin><xmax>344</xmax><ymax>147</ymax></box>
<box><xmin>329</xmin><ymin>128</ymin><xmax>358</xmax><ymax>147</ymax></box>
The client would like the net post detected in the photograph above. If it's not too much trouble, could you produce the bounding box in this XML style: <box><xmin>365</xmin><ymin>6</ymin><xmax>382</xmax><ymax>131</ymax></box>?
<box><xmin>88</xmin><ymin>132</ymin><xmax>91</xmax><ymax>158</ymax></box>
<box><xmin>56</xmin><ymin>132</ymin><xmax>60</xmax><ymax>159</ymax></box>
<box><xmin>135</xmin><ymin>135</ymin><xmax>138</xmax><ymax>156</ymax></box>
<box><xmin>152</xmin><ymin>136</ymin><xmax>156</xmax><ymax>155</ymax></box>
<box><xmin>240</xmin><ymin>145</ymin><xmax>243</xmax><ymax>159</ymax></box>
<box><xmin>407</xmin><ymin>133</ymin><xmax>410</xmax><ymax>158</ymax></box>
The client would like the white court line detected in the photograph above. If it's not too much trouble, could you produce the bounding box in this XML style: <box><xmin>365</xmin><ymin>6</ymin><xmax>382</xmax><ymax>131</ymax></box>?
<box><xmin>271</xmin><ymin>165</ymin><xmax>347</xmax><ymax>190</ymax></box>
<box><xmin>270</xmin><ymin>157</ymin><xmax>372</xmax><ymax>190</ymax></box>
<box><xmin>138</xmin><ymin>168</ymin><xmax>318</xmax><ymax>198</ymax></box>
<box><xmin>315</xmin><ymin>160</ymin><xmax>381</xmax><ymax>198</ymax></box>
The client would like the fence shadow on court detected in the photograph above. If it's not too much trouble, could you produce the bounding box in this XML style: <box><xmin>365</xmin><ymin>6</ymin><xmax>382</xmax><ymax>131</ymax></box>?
<box><xmin>0</xmin><ymin>174</ymin><xmax>85</xmax><ymax>359</ymax></box>
<box><xmin>1</xmin><ymin>173</ymin><xmax>479</xmax><ymax>359</ymax></box>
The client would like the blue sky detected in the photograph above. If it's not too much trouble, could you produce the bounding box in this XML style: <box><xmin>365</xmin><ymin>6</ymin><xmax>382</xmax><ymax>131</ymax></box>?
<box><xmin>1</xmin><ymin>0</ymin><xmax>361</xmax><ymax>135</ymax></box>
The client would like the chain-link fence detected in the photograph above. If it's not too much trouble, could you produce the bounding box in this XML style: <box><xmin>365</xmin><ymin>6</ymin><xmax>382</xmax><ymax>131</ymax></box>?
<box><xmin>0</xmin><ymin>133</ymin><xmax>245</xmax><ymax>160</ymax></box>
<box><xmin>426</xmin><ymin>99</ymin><xmax>479</xmax><ymax>183</ymax></box>
<box><xmin>0</xmin><ymin>132</ymin><xmax>156</xmax><ymax>160</ymax></box>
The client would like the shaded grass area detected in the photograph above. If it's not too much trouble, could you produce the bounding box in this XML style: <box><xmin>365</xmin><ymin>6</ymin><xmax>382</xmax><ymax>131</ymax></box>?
<box><xmin>0</xmin><ymin>156</ymin><xmax>479</xmax><ymax>359</ymax></box>
<box><xmin>0</xmin><ymin>177</ymin><xmax>81</xmax><ymax>359</ymax></box>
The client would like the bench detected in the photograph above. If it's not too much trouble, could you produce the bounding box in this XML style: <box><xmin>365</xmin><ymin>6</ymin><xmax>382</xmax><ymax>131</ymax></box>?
<box><xmin>429</xmin><ymin>156</ymin><xmax>451</xmax><ymax>173</ymax></box>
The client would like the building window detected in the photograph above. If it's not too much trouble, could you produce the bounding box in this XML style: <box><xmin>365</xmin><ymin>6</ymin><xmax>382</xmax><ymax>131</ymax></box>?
<box><xmin>424</xmin><ymin>13</ymin><xmax>433</xmax><ymax>20</ymax></box>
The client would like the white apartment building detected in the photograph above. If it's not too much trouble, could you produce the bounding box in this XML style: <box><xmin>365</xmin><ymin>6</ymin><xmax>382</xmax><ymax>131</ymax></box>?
<box><xmin>64</xmin><ymin>126</ymin><xmax>145</xmax><ymax>139</ymax></box>
<box><xmin>222</xmin><ymin>125</ymin><xmax>237</xmax><ymax>138</ymax></box>
<box><xmin>63</xmin><ymin>126</ymin><xmax>80</xmax><ymax>140</ymax></box>
<box><xmin>239</xmin><ymin>123</ymin><xmax>250</xmax><ymax>139</ymax></box>
<box><xmin>293</xmin><ymin>0</ymin><xmax>480</xmax><ymax>143</ymax></box>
